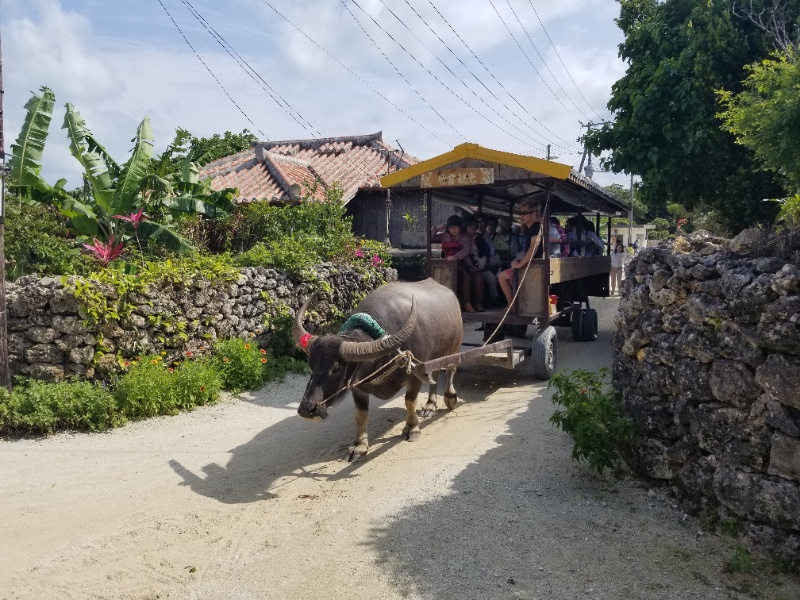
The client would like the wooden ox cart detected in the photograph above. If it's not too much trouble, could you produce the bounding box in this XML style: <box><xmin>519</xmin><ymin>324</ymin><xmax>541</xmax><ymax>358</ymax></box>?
<box><xmin>380</xmin><ymin>143</ymin><xmax>630</xmax><ymax>380</ymax></box>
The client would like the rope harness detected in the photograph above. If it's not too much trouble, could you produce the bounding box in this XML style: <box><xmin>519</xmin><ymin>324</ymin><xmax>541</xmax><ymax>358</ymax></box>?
<box><xmin>316</xmin><ymin>349</ymin><xmax>420</xmax><ymax>407</ymax></box>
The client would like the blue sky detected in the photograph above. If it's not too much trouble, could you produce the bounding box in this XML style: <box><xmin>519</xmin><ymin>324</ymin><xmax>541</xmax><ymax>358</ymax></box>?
<box><xmin>3</xmin><ymin>0</ymin><xmax>630</xmax><ymax>189</ymax></box>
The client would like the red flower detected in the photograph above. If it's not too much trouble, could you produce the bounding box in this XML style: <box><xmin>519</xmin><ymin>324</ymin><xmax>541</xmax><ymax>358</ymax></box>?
<box><xmin>185</xmin><ymin>351</ymin><xmax>193</xmax><ymax>357</ymax></box>
<box><xmin>261</xmin><ymin>357</ymin><xmax>267</xmax><ymax>364</ymax></box>
<box><xmin>168</xmin><ymin>368</ymin><xmax>174</xmax><ymax>373</ymax></box>
<box><xmin>82</xmin><ymin>236</ymin><xmax>125</xmax><ymax>266</ymax></box>
<box><xmin>112</xmin><ymin>207</ymin><xmax>146</xmax><ymax>230</ymax></box>
<box><xmin>200</xmin><ymin>385</ymin><xmax>206</xmax><ymax>392</ymax></box>
<box><xmin>259</xmin><ymin>349</ymin><xmax>267</xmax><ymax>355</ymax></box>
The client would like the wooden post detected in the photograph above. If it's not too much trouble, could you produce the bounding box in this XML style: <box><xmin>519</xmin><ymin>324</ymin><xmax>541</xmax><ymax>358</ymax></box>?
<box><xmin>0</xmin><ymin>27</ymin><xmax>12</xmax><ymax>390</ymax></box>
<box><xmin>425</xmin><ymin>189</ymin><xmax>432</xmax><ymax>278</ymax></box>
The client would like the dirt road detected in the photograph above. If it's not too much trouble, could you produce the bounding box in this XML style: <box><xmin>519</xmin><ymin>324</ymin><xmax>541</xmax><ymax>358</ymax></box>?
<box><xmin>1</xmin><ymin>298</ymin><xmax>797</xmax><ymax>600</ymax></box>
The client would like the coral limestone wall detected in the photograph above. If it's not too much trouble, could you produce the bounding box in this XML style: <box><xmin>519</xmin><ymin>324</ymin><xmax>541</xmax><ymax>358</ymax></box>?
<box><xmin>614</xmin><ymin>232</ymin><xmax>800</xmax><ymax>557</ymax></box>
<box><xmin>7</xmin><ymin>265</ymin><xmax>394</xmax><ymax>381</ymax></box>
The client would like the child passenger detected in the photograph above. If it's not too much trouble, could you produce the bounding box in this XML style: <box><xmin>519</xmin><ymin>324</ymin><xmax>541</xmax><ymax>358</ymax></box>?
<box><xmin>432</xmin><ymin>214</ymin><xmax>485</xmax><ymax>313</ymax></box>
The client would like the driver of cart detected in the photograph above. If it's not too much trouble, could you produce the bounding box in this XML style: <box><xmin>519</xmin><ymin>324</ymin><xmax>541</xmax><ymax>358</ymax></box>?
<box><xmin>498</xmin><ymin>200</ymin><xmax>543</xmax><ymax>306</ymax></box>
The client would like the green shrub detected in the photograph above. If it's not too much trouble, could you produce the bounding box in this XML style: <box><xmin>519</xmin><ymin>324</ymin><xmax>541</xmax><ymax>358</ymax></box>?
<box><xmin>114</xmin><ymin>356</ymin><xmax>176</xmax><ymax>418</ymax></box>
<box><xmin>548</xmin><ymin>368</ymin><xmax>634</xmax><ymax>474</ymax></box>
<box><xmin>171</xmin><ymin>359</ymin><xmax>222</xmax><ymax>410</ymax></box>
<box><xmin>211</xmin><ymin>338</ymin><xmax>267</xmax><ymax>392</ymax></box>
<box><xmin>5</xmin><ymin>200</ymin><xmax>91</xmax><ymax>279</ymax></box>
<box><xmin>234</xmin><ymin>235</ymin><xmax>322</xmax><ymax>272</ymax></box>
<box><xmin>0</xmin><ymin>379</ymin><xmax>123</xmax><ymax>435</ymax></box>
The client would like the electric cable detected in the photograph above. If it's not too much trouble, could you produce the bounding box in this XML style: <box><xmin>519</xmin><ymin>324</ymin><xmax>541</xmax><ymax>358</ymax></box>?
<box><xmin>181</xmin><ymin>0</ymin><xmax>320</xmax><ymax>138</ymax></box>
<box><xmin>156</xmin><ymin>0</ymin><xmax>267</xmax><ymax>139</ymax></box>
<box><xmin>392</xmin><ymin>0</ymin><xmax>574</xmax><ymax>155</ymax></box>
<box><xmin>526</xmin><ymin>0</ymin><xmax>606</xmax><ymax>121</ymax></box>
<box><xmin>503</xmin><ymin>0</ymin><xmax>591</xmax><ymax>122</ymax></box>
<box><xmin>350</xmin><ymin>0</ymin><xmax>549</xmax><ymax>155</ymax></box>
<box><xmin>341</xmin><ymin>0</ymin><xmax>467</xmax><ymax>144</ymax></box>
<box><xmin>423</xmin><ymin>0</ymin><xmax>581</xmax><ymax>153</ymax></box>
<box><xmin>487</xmin><ymin>0</ymin><xmax>582</xmax><ymax>123</ymax></box>
<box><xmin>260</xmin><ymin>0</ymin><xmax>451</xmax><ymax>148</ymax></box>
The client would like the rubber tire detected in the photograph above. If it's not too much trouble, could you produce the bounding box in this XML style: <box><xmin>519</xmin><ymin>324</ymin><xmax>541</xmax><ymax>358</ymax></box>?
<box><xmin>571</xmin><ymin>308</ymin><xmax>585</xmax><ymax>342</ymax></box>
<box><xmin>531</xmin><ymin>326</ymin><xmax>558</xmax><ymax>379</ymax></box>
<box><xmin>581</xmin><ymin>308</ymin><xmax>598</xmax><ymax>342</ymax></box>
<box><xmin>511</xmin><ymin>324</ymin><xmax>528</xmax><ymax>338</ymax></box>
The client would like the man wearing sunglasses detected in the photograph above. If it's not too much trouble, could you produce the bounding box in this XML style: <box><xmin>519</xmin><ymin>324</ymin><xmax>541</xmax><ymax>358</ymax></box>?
<box><xmin>498</xmin><ymin>200</ymin><xmax>543</xmax><ymax>306</ymax></box>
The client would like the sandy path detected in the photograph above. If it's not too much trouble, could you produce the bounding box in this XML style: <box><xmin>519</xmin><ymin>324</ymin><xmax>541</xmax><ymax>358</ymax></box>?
<box><xmin>1</xmin><ymin>298</ymin><xmax>797</xmax><ymax>600</ymax></box>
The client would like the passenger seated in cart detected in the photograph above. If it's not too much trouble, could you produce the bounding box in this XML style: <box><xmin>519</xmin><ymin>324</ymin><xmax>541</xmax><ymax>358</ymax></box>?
<box><xmin>431</xmin><ymin>214</ymin><xmax>485</xmax><ymax>313</ymax></box>
<box><xmin>498</xmin><ymin>199</ymin><xmax>543</xmax><ymax>306</ymax></box>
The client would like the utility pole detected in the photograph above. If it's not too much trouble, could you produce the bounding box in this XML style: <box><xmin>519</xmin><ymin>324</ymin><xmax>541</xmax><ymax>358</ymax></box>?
<box><xmin>628</xmin><ymin>173</ymin><xmax>634</xmax><ymax>247</ymax></box>
<box><xmin>0</xmin><ymin>22</ymin><xmax>11</xmax><ymax>390</ymax></box>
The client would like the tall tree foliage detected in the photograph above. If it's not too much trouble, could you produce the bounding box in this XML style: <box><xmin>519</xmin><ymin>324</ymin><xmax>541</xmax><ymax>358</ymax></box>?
<box><xmin>584</xmin><ymin>0</ymin><xmax>788</xmax><ymax>231</ymax></box>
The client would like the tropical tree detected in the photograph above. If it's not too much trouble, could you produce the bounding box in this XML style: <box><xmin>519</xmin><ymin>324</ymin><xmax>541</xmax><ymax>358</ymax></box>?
<box><xmin>583</xmin><ymin>0</ymin><xmax>787</xmax><ymax>232</ymax></box>
<box><xmin>8</xmin><ymin>87</ymin><xmax>238</xmax><ymax>258</ymax></box>
<box><xmin>718</xmin><ymin>50</ymin><xmax>800</xmax><ymax>191</ymax></box>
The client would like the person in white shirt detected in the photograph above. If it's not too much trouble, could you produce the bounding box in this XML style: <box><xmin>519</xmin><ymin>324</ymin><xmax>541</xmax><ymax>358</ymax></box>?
<box><xmin>610</xmin><ymin>242</ymin><xmax>632</xmax><ymax>295</ymax></box>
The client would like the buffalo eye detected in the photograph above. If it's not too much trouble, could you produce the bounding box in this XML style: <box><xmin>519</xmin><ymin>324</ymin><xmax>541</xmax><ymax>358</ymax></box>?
<box><xmin>329</xmin><ymin>363</ymin><xmax>343</xmax><ymax>376</ymax></box>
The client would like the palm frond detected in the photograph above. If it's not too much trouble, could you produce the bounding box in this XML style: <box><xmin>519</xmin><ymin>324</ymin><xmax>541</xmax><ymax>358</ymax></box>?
<box><xmin>62</xmin><ymin>104</ymin><xmax>115</xmax><ymax>214</ymax></box>
<box><xmin>113</xmin><ymin>117</ymin><xmax>154</xmax><ymax>215</ymax></box>
<box><xmin>8</xmin><ymin>87</ymin><xmax>56</xmax><ymax>198</ymax></box>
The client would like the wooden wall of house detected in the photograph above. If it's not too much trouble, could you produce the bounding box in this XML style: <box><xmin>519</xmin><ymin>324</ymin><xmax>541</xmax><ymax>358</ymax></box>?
<box><xmin>347</xmin><ymin>191</ymin><xmax>458</xmax><ymax>249</ymax></box>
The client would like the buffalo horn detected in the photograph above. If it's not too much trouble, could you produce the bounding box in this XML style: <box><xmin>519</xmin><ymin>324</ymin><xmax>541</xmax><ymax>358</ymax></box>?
<box><xmin>339</xmin><ymin>298</ymin><xmax>417</xmax><ymax>362</ymax></box>
<box><xmin>292</xmin><ymin>291</ymin><xmax>319</xmax><ymax>352</ymax></box>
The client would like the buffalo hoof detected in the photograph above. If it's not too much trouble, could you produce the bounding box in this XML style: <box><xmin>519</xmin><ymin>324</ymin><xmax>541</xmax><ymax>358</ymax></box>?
<box><xmin>402</xmin><ymin>424</ymin><xmax>421</xmax><ymax>442</ymax></box>
<box><xmin>419</xmin><ymin>401</ymin><xmax>437</xmax><ymax>418</ymax></box>
<box><xmin>348</xmin><ymin>443</ymin><xmax>368</xmax><ymax>462</ymax></box>
<box><xmin>444</xmin><ymin>393</ymin><xmax>458</xmax><ymax>410</ymax></box>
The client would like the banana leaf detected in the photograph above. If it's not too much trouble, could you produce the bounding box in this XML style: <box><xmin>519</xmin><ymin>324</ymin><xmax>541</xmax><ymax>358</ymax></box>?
<box><xmin>159</xmin><ymin>192</ymin><xmax>236</xmax><ymax>217</ymax></box>
<box><xmin>63</xmin><ymin>105</ymin><xmax>115</xmax><ymax>213</ymax></box>
<box><xmin>8</xmin><ymin>87</ymin><xmax>55</xmax><ymax>198</ymax></box>
<box><xmin>113</xmin><ymin>117</ymin><xmax>154</xmax><ymax>215</ymax></box>
<box><xmin>136</xmin><ymin>220</ymin><xmax>193</xmax><ymax>253</ymax></box>
<box><xmin>67</xmin><ymin>215</ymin><xmax>100</xmax><ymax>238</ymax></box>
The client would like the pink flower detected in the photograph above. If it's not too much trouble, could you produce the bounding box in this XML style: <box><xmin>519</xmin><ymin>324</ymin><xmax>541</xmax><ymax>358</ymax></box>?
<box><xmin>372</xmin><ymin>255</ymin><xmax>382</xmax><ymax>266</ymax></box>
<box><xmin>112</xmin><ymin>208</ymin><xmax>146</xmax><ymax>230</ymax></box>
<box><xmin>354</xmin><ymin>249</ymin><xmax>364</xmax><ymax>258</ymax></box>
<box><xmin>82</xmin><ymin>236</ymin><xmax>125</xmax><ymax>266</ymax></box>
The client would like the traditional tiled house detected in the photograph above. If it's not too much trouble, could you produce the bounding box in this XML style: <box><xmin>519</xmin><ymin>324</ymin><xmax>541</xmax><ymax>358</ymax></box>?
<box><xmin>199</xmin><ymin>131</ymin><xmax>445</xmax><ymax>248</ymax></box>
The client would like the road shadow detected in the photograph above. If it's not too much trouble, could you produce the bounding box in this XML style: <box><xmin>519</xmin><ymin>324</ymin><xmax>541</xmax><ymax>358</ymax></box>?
<box><xmin>168</xmin><ymin>346</ymin><xmax>509</xmax><ymax>504</ymax></box>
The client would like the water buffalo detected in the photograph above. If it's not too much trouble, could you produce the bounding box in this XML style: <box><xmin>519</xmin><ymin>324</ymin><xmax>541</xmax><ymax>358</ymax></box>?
<box><xmin>293</xmin><ymin>278</ymin><xmax>463</xmax><ymax>460</ymax></box>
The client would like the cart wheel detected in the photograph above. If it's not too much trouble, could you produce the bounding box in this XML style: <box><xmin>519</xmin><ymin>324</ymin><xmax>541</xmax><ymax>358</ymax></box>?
<box><xmin>581</xmin><ymin>308</ymin><xmax>598</xmax><ymax>342</ymax></box>
<box><xmin>531</xmin><ymin>326</ymin><xmax>558</xmax><ymax>379</ymax></box>
<box><xmin>571</xmin><ymin>308</ymin><xmax>585</xmax><ymax>342</ymax></box>
<box><xmin>511</xmin><ymin>324</ymin><xmax>528</xmax><ymax>337</ymax></box>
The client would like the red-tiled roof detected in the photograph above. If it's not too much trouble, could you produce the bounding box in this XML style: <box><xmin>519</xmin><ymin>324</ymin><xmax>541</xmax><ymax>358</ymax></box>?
<box><xmin>199</xmin><ymin>131</ymin><xmax>418</xmax><ymax>204</ymax></box>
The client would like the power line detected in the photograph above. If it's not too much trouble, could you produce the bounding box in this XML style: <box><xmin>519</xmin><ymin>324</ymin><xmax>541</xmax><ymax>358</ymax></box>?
<box><xmin>180</xmin><ymin>0</ymin><xmax>320</xmax><ymax>138</ymax></box>
<box><xmin>380</xmin><ymin>0</ymin><xmax>572</xmax><ymax>155</ymax></box>
<box><xmin>342</xmin><ymin>0</ymin><xmax>467</xmax><ymax>143</ymax></box>
<box><xmin>487</xmin><ymin>0</ymin><xmax>582</xmax><ymax>123</ymax></box>
<box><xmin>259</xmin><ymin>0</ymin><xmax>450</xmax><ymax>147</ymax></box>
<box><xmin>156</xmin><ymin>0</ymin><xmax>267</xmax><ymax>138</ymax></box>
<box><xmin>502</xmin><ymin>0</ymin><xmax>592</xmax><ymax>122</ymax></box>
<box><xmin>423</xmin><ymin>0</ymin><xmax>581</xmax><ymax>152</ymax></box>
<box><xmin>526</xmin><ymin>0</ymin><xmax>605</xmax><ymax>121</ymax></box>
<box><xmin>353</xmin><ymin>0</ymin><xmax>551</xmax><ymax>154</ymax></box>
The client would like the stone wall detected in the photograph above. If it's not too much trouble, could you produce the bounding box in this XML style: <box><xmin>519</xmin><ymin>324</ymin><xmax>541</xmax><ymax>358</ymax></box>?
<box><xmin>7</xmin><ymin>264</ymin><xmax>395</xmax><ymax>381</ymax></box>
<box><xmin>613</xmin><ymin>231</ymin><xmax>800</xmax><ymax>558</ymax></box>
